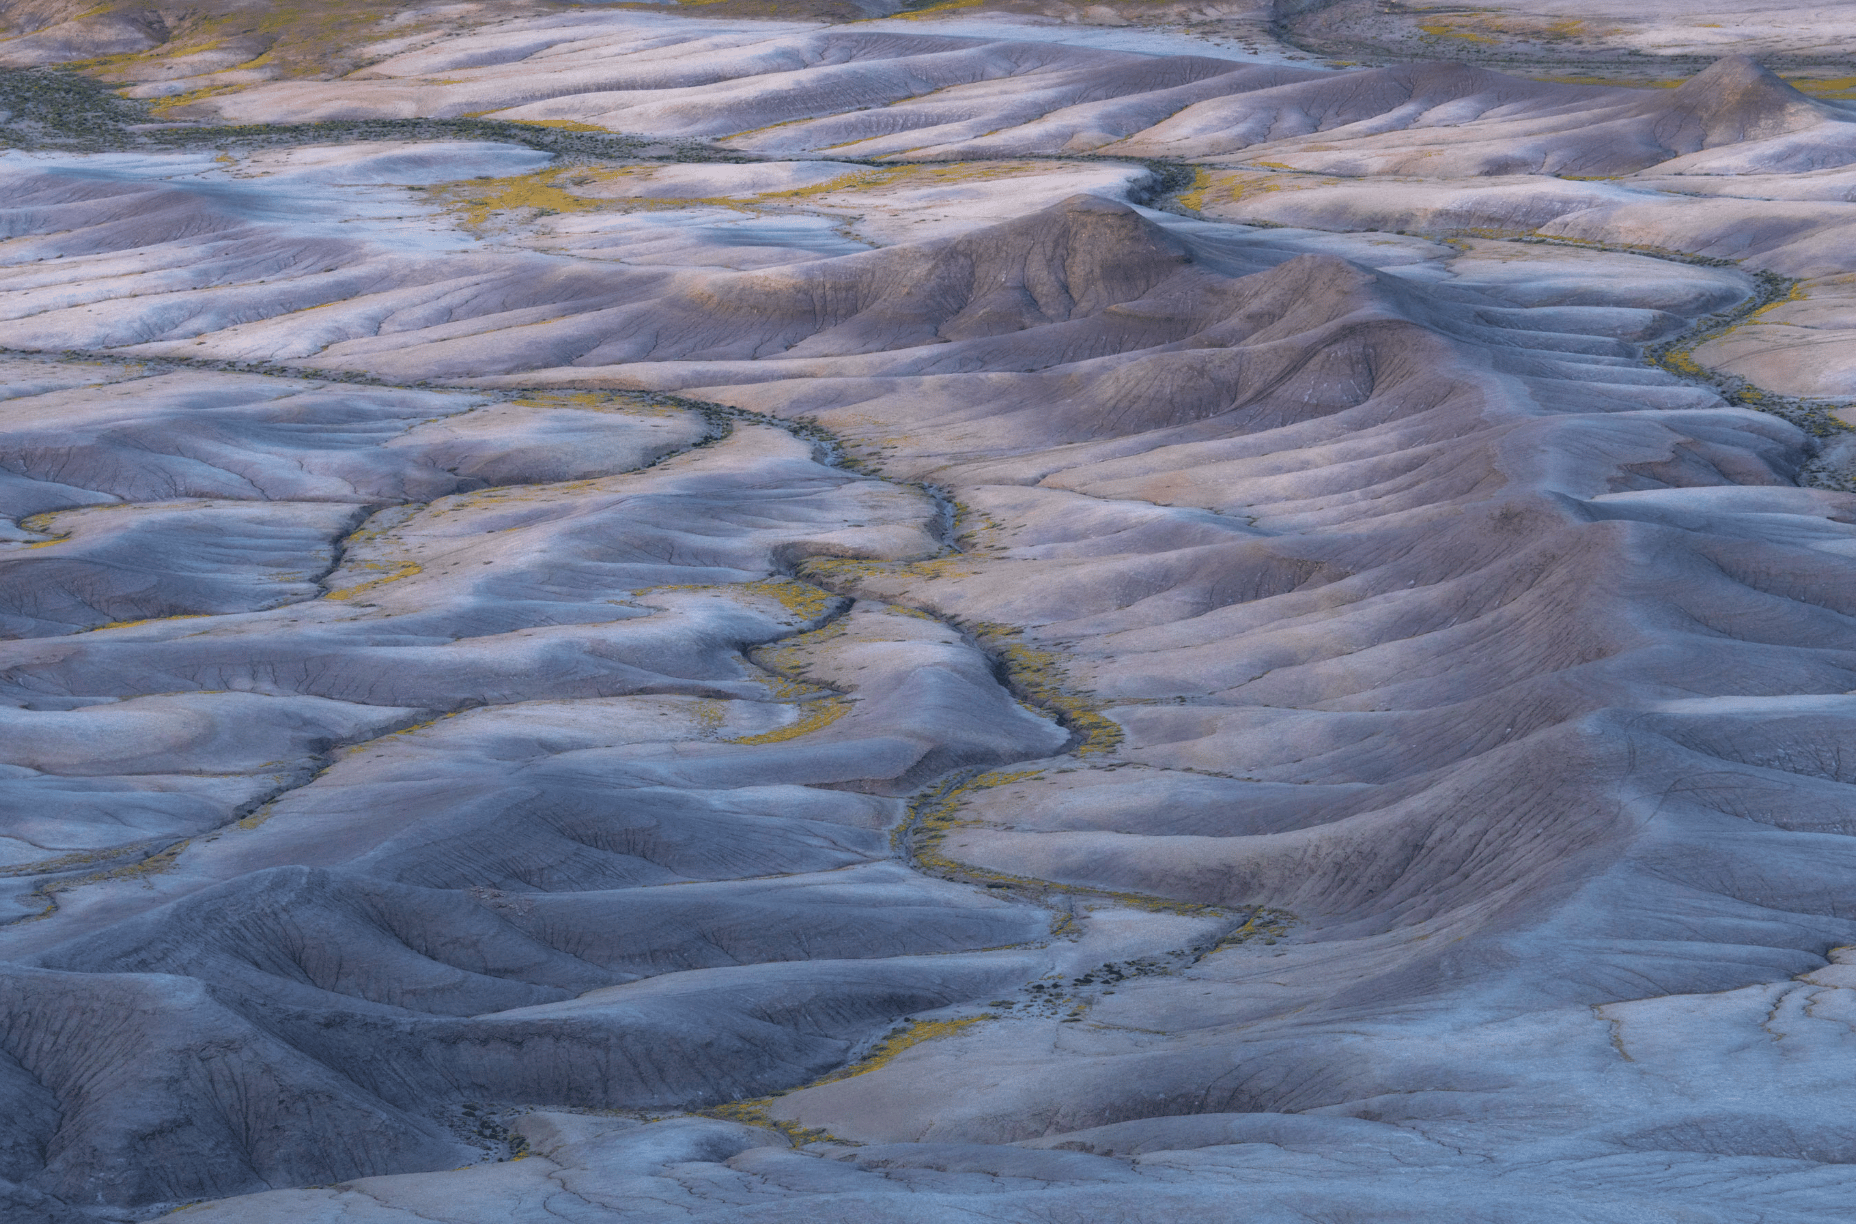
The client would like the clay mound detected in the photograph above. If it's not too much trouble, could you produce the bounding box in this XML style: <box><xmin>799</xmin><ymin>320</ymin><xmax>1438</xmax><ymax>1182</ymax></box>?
<box><xmin>0</xmin><ymin>3</ymin><xmax>166</xmax><ymax>67</ymax></box>
<box><xmin>585</xmin><ymin>194</ymin><xmax>1195</xmax><ymax>363</ymax></box>
<box><xmin>1638</xmin><ymin>54</ymin><xmax>1847</xmax><ymax>154</ymax></box>
<box><xmin>0</xmin><ymin>950</ymin><xmax>1031</xmax><ymax>1210</ymax></box>
<box><xmin>1104</xmin><ymin>60</ymin><xmax>1618</xmax><ymax>158</ymax></box>
<box><xmin>0</xmin><ymin>501</ymin><xmax>363</xmax><ymax>638</ymax></box>
<box><xmin>623</xmin><ymin>242</ymin><xmax>1463</xmax><ymax>447</ymax></box>
<box><xmin>0</xmin><ymin>962</ymin><xmax>463</xmax><ymax>1209</ymax></box>
<box><xmin>303</xmin><ymin>197</ymin><xmax>1437</xmax><ymax>396</ymax></box>
<box><xmin>1102</xmin><ymin>54</ymin><xmax>1856</xmax><ymax>176</ymax></box>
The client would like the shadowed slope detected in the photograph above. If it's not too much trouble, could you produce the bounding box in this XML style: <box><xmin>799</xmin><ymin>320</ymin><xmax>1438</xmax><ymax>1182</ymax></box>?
<box><xmin>4</xmin><ymin>176</ymin><xmax>1845</xmax><ymax>1221</ymax></box>
<box><xmin>0</xmin><ymin>390</ymin><xmax>1074</xmax><ymax>1213</ymax></box>
<box><xmin>2</xmin><ymin>12</ymin><xmax>1856</xmax><ymax>1215</ymax></box>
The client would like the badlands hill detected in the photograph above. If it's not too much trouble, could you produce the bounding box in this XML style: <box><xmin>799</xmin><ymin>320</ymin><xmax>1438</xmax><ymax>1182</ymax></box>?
<box><xmin>2</xmin><ymin>2</ymin><xmax>1856</xmax><ymax>1223</ymax></box>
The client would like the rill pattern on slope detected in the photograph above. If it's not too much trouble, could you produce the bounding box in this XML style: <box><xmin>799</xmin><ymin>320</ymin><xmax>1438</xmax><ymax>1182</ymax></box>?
<box><xmin>4</xmin><ymin>10</ymin><xmax>1856</xmax><ymax>1224</ymax></box>
<box><xmin>0</xmin><ymin>360</ymin><xmax>1108</xmax><ymax>1212</ymax></box>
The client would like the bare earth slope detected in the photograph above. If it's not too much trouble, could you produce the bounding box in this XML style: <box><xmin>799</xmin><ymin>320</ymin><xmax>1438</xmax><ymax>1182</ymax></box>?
<box><xmin>2</xmin><ymin>4</ymin><xmax>1856</xmax><ymax>1223</ymax></box>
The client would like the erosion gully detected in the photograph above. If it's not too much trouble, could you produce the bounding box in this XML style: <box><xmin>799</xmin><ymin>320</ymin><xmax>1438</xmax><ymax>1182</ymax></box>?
<box><xmin>0</xmin><ymin>133</ymin><xmax>1833</xmax><ymax>1133</ymax></box>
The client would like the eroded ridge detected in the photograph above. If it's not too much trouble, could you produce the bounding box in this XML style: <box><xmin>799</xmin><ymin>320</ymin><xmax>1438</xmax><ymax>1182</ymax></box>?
<box><xmin>3</xmin><ymin>6</ymin><xmax>1856</xmax><ymax>1224</ymax></box>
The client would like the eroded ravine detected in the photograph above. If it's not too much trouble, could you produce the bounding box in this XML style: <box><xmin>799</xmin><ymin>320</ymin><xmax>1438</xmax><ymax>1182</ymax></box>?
<box><xmin>0</xmin><ymin>348</ymin><xmax>1261</xmax><ymax>1216</ymax></box>
<box><xmin>582</xmin><ymin>187</ymin><xmax>1856</xmax><ymax>1145</ymax></box>
<box><xmin>7</xmin><ymin>21</ymin><xmax>1856</xmax><ymax>1216</ymax></box>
